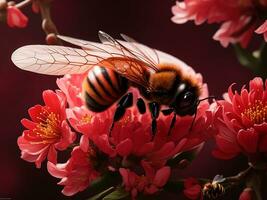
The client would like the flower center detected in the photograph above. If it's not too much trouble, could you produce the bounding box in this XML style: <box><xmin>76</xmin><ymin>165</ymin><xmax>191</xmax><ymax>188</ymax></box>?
<box><xmin>34</xmin><ymin>110</ymin><xmax>61</xmax><ymax>143</ymax></box>
<box><xmin>81</xmin><ymin>114</ymin><xmax>93</xmax><ymax>124</ymax></box>
<box><xmin>118</xmin><ymin>115</ymin><xmax>132</xmax><ymax>127</ymax></box>
<box><xmin>242</xmin><ymin>100</ymin><xmax>267</xmax><ymax>124</ymax></box>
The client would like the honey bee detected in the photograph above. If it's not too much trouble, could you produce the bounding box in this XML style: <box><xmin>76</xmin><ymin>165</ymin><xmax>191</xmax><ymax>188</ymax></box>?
<box><xmin>203</xmin><ymin>175</ymin><xmax>225</xmax><ymax>200</ymax></box>
<box><xmin>11</xmin><ymin>31</ymin><xmax>206</xmax><ymax>135</ymax></box>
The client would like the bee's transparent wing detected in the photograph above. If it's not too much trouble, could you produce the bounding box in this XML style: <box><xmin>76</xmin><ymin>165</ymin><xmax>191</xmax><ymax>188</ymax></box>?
<box><xmin>57</xmin><ymin>32</ymin><xmax>193</xmax><ymax>75</ymax></box>
<box><xmin>11</xmin><ymin>44</ymin><xmax>151</xmax><ymax>88</ymax></box>
<box><xmin>119</xmin><ymin>33</ymin><xmax>160</xmax><ymax>67</ymax></box>
<box><xmin>213</xmin><ymin>175</ymin><xmax>225</xmax><ymax>183</ymax></box>
<box><xmin>58</xmin><ymin>31</ymin><xmax>159</xmax><ymax>73</ymax></box>
<box><xmin>11</xmin><ymin>45</ymin><xmax>107</xmax><ymax>75</ymax></box>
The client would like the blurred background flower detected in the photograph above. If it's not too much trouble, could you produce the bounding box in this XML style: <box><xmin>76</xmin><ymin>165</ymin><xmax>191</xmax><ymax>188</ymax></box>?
<box><xmin>171</xmin><ymin>0</ymin><xmax>267</xmax><ymax>47</ymax></box>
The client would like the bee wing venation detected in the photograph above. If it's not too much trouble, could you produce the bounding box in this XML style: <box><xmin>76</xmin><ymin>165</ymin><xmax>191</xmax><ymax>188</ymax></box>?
<box><xmin>57</xmin><ymin>35</ymin><xmax>122</xmax><ymax>57</ymax></box>
<box><xmin>56</xmin><ymin>33</ymin><xmax>156</xmax><ymax>88</ymax></box>
<box><xmin>11</xmin><ymin>45</ymin><xmax>109</xmax><ymax>75</ymax></box>
<box><xmin>98</xmin><ymin>31</ymin><xmax>159</xmax><ymax>72</ymax></box>
<box><xmin>119</xmin><ymin>33</ymin><xmax>160</xmax><ymax>68</ymax></box>
<box><xmin>58</xmin><ymin>32</ymin><xmax>159</xmax><ymax>73</ymax></box>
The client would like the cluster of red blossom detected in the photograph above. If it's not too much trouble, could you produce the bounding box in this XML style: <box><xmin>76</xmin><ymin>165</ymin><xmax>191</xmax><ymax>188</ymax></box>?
<box><xmin>172</xmin><ymin>0</ymin><xmax>267</xmax><ymax>47</ymax></box>
<box><xmin>17</xmin><ymin>67</ymin><xmax>213</xmax><ymax>198</ymax></box>
<box><xmin>185</xmin><ymin>77</ymin><xmax>267</xmax><ymax>200</ymax></box>
<box><xmin>17</xmin><ymin>55</ymin><xmax>267</xmax><ymax>200</ymax></box>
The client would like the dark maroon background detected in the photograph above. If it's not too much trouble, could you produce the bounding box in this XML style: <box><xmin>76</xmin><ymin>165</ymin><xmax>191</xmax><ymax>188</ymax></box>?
<box><xmin>0</xmin><ymin>0</ymin><xmax>256</xmax><ymax>199</ymax></box>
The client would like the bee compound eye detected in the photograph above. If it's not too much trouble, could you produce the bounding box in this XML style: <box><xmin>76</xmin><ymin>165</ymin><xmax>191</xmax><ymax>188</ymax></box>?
<box><xmin>179</xmin><ymin>91</ymin><xmax>196</xmax><ymax>108</ymax></box>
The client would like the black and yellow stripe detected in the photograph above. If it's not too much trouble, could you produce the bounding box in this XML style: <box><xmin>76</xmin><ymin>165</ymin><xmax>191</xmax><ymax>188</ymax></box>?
<box><xmin>83</xmin><ymin>65</ymin><xmax>128</xmax><ymax>112</ymax></box>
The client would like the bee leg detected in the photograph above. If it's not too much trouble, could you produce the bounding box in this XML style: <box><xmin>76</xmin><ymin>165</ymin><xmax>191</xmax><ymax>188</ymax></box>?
<box><xmin>137</xmin><ymin>98</ymin><xmax>146</xmax><ymax>114</ymax></box>
<box><xmin>161</xmin><ymin>108</ymin><xmax>174</xmax><ymax>116</ymax></box>
<box><xmin>149</xmin><ymin>102</ymin><xmax>160</xmax><ymax>136</ymax></box>
<box><xmin>109</xmin><ymin>93</ymin><xmax>133</xmax><ymax>135</ymax></box>
<box><xmin>118</xmin><ymin>92</ymin><xmax>133</xmax><ymax>108</ymax></box>
<box><xmin>168</xmin><ymin>113</ymin><xmax>176</xmax><ymax>135</ymax></box>
<box><xmin>189</xmin><ymin>111</ymin><xmax>197</xmax><ymax>132</ymax></box>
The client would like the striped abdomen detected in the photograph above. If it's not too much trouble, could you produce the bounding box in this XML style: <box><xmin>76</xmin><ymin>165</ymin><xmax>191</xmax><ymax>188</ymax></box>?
<box><xmin>83</xmin><ymin>65</ymin><xmax>128</xmax><ymax>112</ymax></box>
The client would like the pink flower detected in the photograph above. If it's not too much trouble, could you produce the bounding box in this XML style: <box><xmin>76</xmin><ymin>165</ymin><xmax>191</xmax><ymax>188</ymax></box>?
<box><xmin>183</xmin><ymin>177</ymin><xmax>202</xmax><ymax>200</ymax></box>
<box><xmin>7</xmin><ymin>6</ymin><xmax>28</xmax><ymax>28</ymax></box>
<box><xmin>171</xmin><ymin>0</ymin><xmax>267</xmax><ymax>46</ymax></box>
<box><xmin>65</xmin><ymin>87</ymin><xmax>213</xmax><ymax>197</ymax></box>
<box><xmin>47</xmin><ymin>146</ymin><xmax>99</xmax><ymax>196</ymax></box>
<box><xmin>119</xmin><ymin>161</ymin><xmax>170</xmax><ymax>199</ymax></box>
<box><xmin>42</xmin><ymin>54</ymin><xmax>211</xmax><ymax>197</ymax></box>
<box><xmin>212</xmin><ymin>77</ymin><xmax>267</xmax><ymax>162</ymax></box>
<box><xmin>255</xmin><ymin>20</ymin><xmax>267</xmax><ymax>41</ymax></box>
<box><xmin>67</xmin><ymin>94</ymin><xmax>213</xmax><ymax>168</ymax></box>
<box><xmin>56</xmin><ymin>73</ymin><xmax>87</xmax><ymax>108</ymax></box>
<box><xmin>213</xmin><ymin>16</ymin><xmax>255</xmax><ymax>48</ymax></box>
<box><xmin>17</xmin><ymin>90</ymin><xmax>76</xmax><ymax>168</ymax></box>
<box><xmin>239</xmin><ymin>187</ymin><xmax>253</xmax><ymax>200</ymax></box>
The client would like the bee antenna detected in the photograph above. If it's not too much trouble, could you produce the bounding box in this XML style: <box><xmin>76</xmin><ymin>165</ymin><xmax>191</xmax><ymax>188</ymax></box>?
<box><xmin>189</xmin><ymin>96</ymin><xmax>217</xmax><ymax>131</ymax></box>
<box><xmin>189</xmin><ymin>102</ymin><xmax>200</xmax><ymax>132</ymax></box>
<box><xmin>199</xmin><ymin>95</ymin><xmax>217</xmax><ymax>102</ymax></box>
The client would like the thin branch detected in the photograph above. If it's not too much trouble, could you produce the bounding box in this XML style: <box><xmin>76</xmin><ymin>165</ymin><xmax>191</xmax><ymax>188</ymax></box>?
<box><xmin>15</xmin><ymin>0</ymin><xmax>31</xmax><ymax>9</ymax></box>
<box><xmin>225</xmin><ymin>166</ymin><xmax>252</xmax><ymax>183</ymax></box>
<box><xmin>37</xmin><ymin>0</ymin><xmax>62</xmax><ymax>45</ymax></box>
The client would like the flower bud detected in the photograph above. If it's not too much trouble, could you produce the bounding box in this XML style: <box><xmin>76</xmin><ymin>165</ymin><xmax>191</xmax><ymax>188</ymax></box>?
<box><xmin>239</xmin><ymin>187</ymin><xmax>253</xmax><ymax>200</ymax></box>
<box><xmin>7</xmin><ymin>6</ymin><xmax>28</xmax><ymax>28</ymax></box>
<box><xmin>183</xmin><ymin>177</ymin><xmax>202</xmax><ymax>200</ymax></box>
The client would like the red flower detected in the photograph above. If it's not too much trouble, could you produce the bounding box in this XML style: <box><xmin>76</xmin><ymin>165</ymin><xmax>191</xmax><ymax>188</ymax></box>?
<box><xmin>35</xmin><ymin>50</ymin><xmax>212</xmax><ymax>197</ymax></box>
<box><xmin>239</xmin><ymin>187</ymin><xmax>253</xmax><ymax>200</ymax></box>
<box><xmin>56</xmin><ymin>73</ymin><xmax>87</xmax><ymax>108</ymax></box>
<box><xmin>183</xmin><ymin>177</ymin><xmax>202</xmax><ymax>200</ymax></box>
<box><xmin>119</xmin><ymin>161</ymin><xmax>171</xmax><ymax>199</ymax></box>
<box><xmin>7</xmin><ymin>6</ymin><xmax>28</xmax><ymax>28</ymax></box>
<box><xmin>47</xmin><ymin>146</ymin><xmax>99</xmax><ymax>196</ymax></box>
<box><xmin>67</xmin><ymin>92</ymin><xmax>213</xmax><ymax>168</ymax></box>
<box><xmin>255</xmin><ymin>20</ymin><xmax>267</xmax><ymax>41</ymax></box>
<box><xmin>18</xmin><ymin>90</ymin><xmax>76</xmax><ymax>168</ymax></box>
<box><xmin>66</xmin><ymin>88</ymin><xmax>213</xmax><ymax>197</ymax></box>
<box><xmin>212</xmin><ymin>77</ymin><xmax>267</xmax><ymax>161</ymax></box>
<box><xmin>171</xmin><ymin>0</ymin><xmax>267</xmax><ymax>46</ymax></box>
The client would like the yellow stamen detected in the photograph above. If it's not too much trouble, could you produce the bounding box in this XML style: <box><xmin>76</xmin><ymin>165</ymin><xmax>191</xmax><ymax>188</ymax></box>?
<box><xmin>118</xmin><ymin>115</ymin><xmax>132</xmax><ymax>127</ymax></box>
<box><xmin>33</xmin><ymin>110</ymin><xmax>61</xmax><ymax>143</ymax></box>
<box><xmin>242</xmin><ymin>100</ymin><xmax>267</xmax><ymax>124</ymax></box>
<box><xmin>81</xmin><ymin>114</ymin><xmax>93</xmax><ymax>124</ymax></box>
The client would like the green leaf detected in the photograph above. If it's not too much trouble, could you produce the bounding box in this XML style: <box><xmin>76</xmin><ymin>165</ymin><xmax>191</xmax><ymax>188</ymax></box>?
<box><xmin>259</xmin><ymin>43</ymin><xmax>267</xmax><ymax>66</ymax></box>
<box><xmin>87</xmin><ymin>187</ymin><xmax>115</xmax><ymax>200</ymax></box>
<box><xmin>85</xmin><ymin>172</ymin><xmax>121</xmax><ymax>200</ymax></box>
<box><xmin>167</xmin><ymin>143</ymin><xmax>203</xmax><ymax>167</ymax></box>
<box><xmin>89</xmin><ymin>172</ymin><xmax>121</xmax><ymax>193</ymax></box>
<box><xmin>103</xmin><ymin>187</ymin><xmax>129</xmax><ymax>200</ymax></box>
<box><xmin>233</xmin><ymin>43</ymin><xmax>259</xmax><ymax>70</ymax></box>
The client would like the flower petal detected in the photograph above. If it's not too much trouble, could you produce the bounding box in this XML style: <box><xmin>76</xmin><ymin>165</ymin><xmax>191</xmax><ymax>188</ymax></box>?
<box><xmin>237</xmin><ymin>129</ymin><xmax>258</xmax><ymax>153</ymax></box>
<box><xmin>116</xmin><ymin>138</ymin><xmax>133</xmax><ymax>157</ymax></box>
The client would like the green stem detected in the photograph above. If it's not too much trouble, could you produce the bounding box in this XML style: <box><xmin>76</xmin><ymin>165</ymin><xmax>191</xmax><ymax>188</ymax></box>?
<box><xmin>233</xmin><ymin>44</ymin><xmax>259</xmax><ymax>71</ymax></box>
<box><xmin>233</xmin><ymin>43</ymin><xmax>267</xmax><ymax>78</ymax></box>
<box><xmin>224</xmin><ymin>166</ymin><xmax>252</xmax><ymax>184</ymax></box>
<box><xmin>86</xmin><ymin>172</ymin><xmax>121</xmax><ymax>198</ymax></box>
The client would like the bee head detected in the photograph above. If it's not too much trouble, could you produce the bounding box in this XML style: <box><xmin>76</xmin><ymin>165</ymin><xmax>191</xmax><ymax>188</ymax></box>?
<box><xmin>172</xmin><ymin>82</ymin><xmax>199</xmax><ymax>116</ymax></box>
